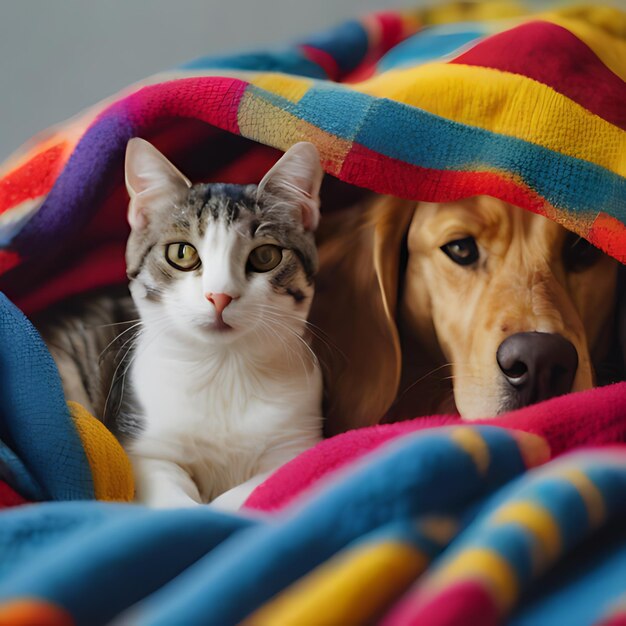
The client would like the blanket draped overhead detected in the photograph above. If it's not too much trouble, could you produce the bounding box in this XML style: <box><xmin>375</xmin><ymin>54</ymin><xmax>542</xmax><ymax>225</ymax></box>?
<box><xmin>0</xmin><ymin>3</ymin><xmax>625</xmax><ymax>625</ymax></box>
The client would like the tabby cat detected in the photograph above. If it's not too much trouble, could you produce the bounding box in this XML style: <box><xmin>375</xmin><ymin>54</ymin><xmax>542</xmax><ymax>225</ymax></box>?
<box><xmin>38</xmin><ymin>139</ymin><xmax>325</xmax><ymax>509</ymax></box>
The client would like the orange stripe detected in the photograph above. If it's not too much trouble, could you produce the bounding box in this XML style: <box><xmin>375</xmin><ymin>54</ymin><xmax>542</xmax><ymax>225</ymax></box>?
<box><xmin>0</xmin><ymin>145</ymin><xmax>66</xmax><ymax>215</ymax></box>
<box><xmin>0</xmin><ymin>600</ymin><xmax>74</xmax><ymax>626</ymax></box>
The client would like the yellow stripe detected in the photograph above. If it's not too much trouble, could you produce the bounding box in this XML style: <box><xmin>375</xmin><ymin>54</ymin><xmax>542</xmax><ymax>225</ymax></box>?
<box><xmin>429</xmin><ymin>548</ymin><xmax>518</xmax><ymax>611</ymax></box>
<box><xmin>237</xmin><ymin>90</ymin><xmax>352</xmax><ymax>176</ymax></box>
<box><xmin>491</xmin><ymin>500</ymin><xmax>562</xmax><ymax>568</ymax></box>
<box><xmin>419</xmin><ymin>1</ymin><xmax>525</xmax><ymax>25</ymax></box>
<box><xmin>450</xmin><ymin>428</ymin><xmax>490</xmax><ymax>475</ymax></box>
<box><xmin>354</xmin><ymin>62</ymin><xmax>626</xmax><ymax>178</ymax></box>
<box><xmin>555</xmin><ymin>467</ymin><xmax>606</xmax><ymax>527</ymax></box>
<box><xmin>250</xmin><ymin>74</ymin><xmax>313</xmax><ymax>104</ymax></box>
<box><xmin>244</xmin><ymin>541</ymin><xmax>427</xmax><ymax>626</ymax></box>
<box><xmin>68</xmin><ymin>401</ymin><xmax>134</xmax><ymax>502</ymax></box>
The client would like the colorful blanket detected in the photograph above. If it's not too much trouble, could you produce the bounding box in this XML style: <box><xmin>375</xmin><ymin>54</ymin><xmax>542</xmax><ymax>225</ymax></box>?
<box><xmin>1</xmin><ymin>3</ymin><xmax>626</xmax><ymax>625</ymax></box>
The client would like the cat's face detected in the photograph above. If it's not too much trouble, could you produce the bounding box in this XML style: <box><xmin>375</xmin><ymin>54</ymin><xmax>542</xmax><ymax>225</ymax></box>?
<box><xmin>124</xmin><ymin>139</ymin><xmax>323</xmax><ymax>348</ymax></box>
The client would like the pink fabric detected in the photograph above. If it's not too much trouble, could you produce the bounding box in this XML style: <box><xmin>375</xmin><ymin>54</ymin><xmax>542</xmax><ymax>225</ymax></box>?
<box><xmin>382</xmin><ymin>581</ymin><xmax>499</xmax><ymax>626</ymax></box>
<box><xmin>245</xmin><ymin>382</ymin><xmax>626</xmax><ymax>511</ymax></box>
<box><xmin>597</xmin><ymin>616</ymin><xmax>626</xmax><ymax>626</ymax></box>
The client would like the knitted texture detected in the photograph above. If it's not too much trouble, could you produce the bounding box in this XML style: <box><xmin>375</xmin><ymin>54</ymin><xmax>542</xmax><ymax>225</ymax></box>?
<box><xmin>1</xmin><ymin>5</ymin><xmax>625</xmax><ymax>314</ymax></box>
<box><xmin>0</xmin><ymin>4</ymin><xmax>625</xmax><ymax>625</ymax></box>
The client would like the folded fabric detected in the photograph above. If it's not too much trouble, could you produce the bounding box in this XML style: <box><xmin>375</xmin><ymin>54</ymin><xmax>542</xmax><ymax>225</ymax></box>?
<box><xmin>245</xmin><ymin>381</ymin><xmax>626</xmax><ymax>511</ymax></box>
<box><xmin>1</xmin><ymin>5</ymin><xmax>625</xmax><ymax>314</ymax></box>
<box><xmin>0</xmin><ymin>427</ymin><xmax>625</xmax><ymax>626</ymax></box>
<box><xmin>0</xmin><ymin>293</ymin><xmax>133</xmax><ymax>505</ymax></box>
<box><xmin>0</xmin><ymin>2</ymin><xmax>625</xmax><ymax>625</ymax></box>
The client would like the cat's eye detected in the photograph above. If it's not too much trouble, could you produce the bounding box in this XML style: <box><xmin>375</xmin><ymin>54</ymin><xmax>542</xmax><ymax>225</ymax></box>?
<box><xmin>441</xmin><ymin>237</ymin><xmax>479</xmax><ymax>266</ymax></box>
<box><xmin>563</xmin><ymin>233</ymin><xmax>602</xmax><ymax>273</ymax></box>
<box><xmin>165</xmin><ymin>243</ymin><xmax>201</xmax><ymax>271</ymax></box>
<box><xmin>248</xmin><ymin>245</ymin><xmax>283</xmax><ymax>273</ymax></box>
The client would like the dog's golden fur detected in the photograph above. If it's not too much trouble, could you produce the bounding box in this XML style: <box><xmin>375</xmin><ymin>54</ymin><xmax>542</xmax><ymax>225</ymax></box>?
<box><xmin>312</xmin><ymin>195</ymin><xmax>618</xmax><ymax>436</ymax></box>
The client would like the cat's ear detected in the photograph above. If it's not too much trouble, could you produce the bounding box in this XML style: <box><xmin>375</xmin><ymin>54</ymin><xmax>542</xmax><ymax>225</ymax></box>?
<box><xmin>258</xmin><ymin>142</ymin><xmax>323</xmax><ymax>231</ymax></box>
<box><xmin>125</xmin><ymin>138</ymin><xmax>191</xmax><ymax>230</ymax></box>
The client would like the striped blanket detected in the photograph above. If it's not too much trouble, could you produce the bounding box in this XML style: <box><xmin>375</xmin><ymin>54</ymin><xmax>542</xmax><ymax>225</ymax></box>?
<box><xmin>1</xmin><ymin>3</ymin><xmax>626</xmax><ymax>625</ymax></box>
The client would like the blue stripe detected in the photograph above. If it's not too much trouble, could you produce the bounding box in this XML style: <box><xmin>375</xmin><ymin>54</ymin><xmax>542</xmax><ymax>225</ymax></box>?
<box><xmin>248</xmin><ymin>83</ymin><xmax>374</xmax><ymax>141</ymax></box>
<box><xmin>245</xmin><ymin>82</ymin><xmax>626</xmax><ymax>221</ymax></box>
<box><xmin>180</xmin><ymin>48</ymin><xmax>328</xmax><ymax>80</ymax></box>
<box><xmin>137</xmin><ymin>427</ymin><xmax>529</xmax><ymax>626</ymax></box>
<box><xmin>585</xmin><ymin>463</ymin><xmax>626</xmax><ymax>518</ymax></box>
<box><xmin>349</xmin><ymin>517</ymin><xmax>461</xmax><ymax>560</ymax></box>
<box><xmin>0</xmin><ymin>502</ymin><xmax>255</xmax><ymax>626</ymax></box>
<box><xmin>0</xmin><ymin>439</ymin><xmax>44</xmax><ymax>501</ymax></box>
<box><xmin>510</xmin><ymin>522</ymin><xmax>626</xmax><ymax>626</ymax></box>
<box><xmin>184</xmin><ymin>20</ymin><xmax>369</xmax><ymax>79</ymax></box>
<box><xmin>0</xmin><ymin>294</ymin><xmax>94</xmax><ymax>501</ymax></box>
<box><xmin>466</xmin><ymin>524</ymin><xmax>536</xmax><ymax>584</ymax></box>
<box><xmin>378</xmin><ymin>26</ymin><xmax>486</xmax><ymax>72</ymax></box>
<box><xmin>300</xmin><ymin>19</ymin><xmax>369</xmax><ymax>74</ymax></box>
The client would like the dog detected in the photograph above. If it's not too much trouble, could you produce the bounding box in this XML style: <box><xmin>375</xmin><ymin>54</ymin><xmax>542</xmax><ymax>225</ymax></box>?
<box><xmin>312</xmin><ymin>195</ymin><xmax>619</xmax><ymax>436</ymax></box>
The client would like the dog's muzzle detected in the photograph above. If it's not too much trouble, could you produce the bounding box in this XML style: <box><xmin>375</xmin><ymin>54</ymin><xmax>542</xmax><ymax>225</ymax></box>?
<box><xmin>496</xmin><ymin>331</ymin><xmax>578</xmax><ymax>408</ymax></box>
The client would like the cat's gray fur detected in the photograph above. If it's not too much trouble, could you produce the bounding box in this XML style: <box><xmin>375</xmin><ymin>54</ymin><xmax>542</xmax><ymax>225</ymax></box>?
<box><xmin>36</xmin><ymin>150</ymin><xmax>320</xmax><ymax>448</ymax></box>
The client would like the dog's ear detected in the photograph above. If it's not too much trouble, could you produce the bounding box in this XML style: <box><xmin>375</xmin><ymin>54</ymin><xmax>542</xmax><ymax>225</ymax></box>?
<box><xmin>310</xmin><ymin>196</ymin><xmax>415</xmax><ymax>436</ymax></box>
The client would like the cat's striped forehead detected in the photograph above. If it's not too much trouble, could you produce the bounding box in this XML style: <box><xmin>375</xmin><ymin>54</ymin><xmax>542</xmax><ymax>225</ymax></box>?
<box><xmin>126</xmin><ymin>180</ymin><xmax>318</xmax><ymax>305</ymax></box>
<box><xmin>174</xmin><ymin>183</ymin><xmax>260</xmax><ymax>235</ymax></box>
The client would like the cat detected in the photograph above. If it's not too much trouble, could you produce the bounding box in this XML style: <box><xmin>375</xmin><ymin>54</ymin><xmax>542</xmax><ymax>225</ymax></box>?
<box><xmin>38</xmin><ymin>138</ymin><xmax>325</xmax><ymax>510</ymax></box>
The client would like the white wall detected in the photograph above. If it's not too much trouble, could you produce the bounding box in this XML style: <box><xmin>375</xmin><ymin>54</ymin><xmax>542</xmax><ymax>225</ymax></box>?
<box><xmin>2</xmin><ymin>0</ymin><xmax>625</xmax><ymax>161</ymax></box>
<box><xmin>0</xmin><ymin>0</ymin><xmax>424</xmax><ymax>160</ymax></box>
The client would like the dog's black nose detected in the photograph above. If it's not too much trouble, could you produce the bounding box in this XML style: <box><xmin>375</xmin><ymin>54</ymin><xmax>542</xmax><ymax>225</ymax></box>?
<box><xmin>496</xmin><ymin>332</ymin><xmax>578</xmax><ymax>406</ymax></box>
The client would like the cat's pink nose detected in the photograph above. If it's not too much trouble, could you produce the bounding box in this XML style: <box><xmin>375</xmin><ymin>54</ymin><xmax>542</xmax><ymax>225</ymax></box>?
<box><xmin>205</xmin><ymin>292</ymin><xmax>234</xmax><ymax>315</ymax></box>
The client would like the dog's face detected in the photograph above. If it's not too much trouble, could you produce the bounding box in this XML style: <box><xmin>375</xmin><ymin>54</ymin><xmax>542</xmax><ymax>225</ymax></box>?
<box><xmin>401</xmin><ymin>196</ymin><xmax>618</xmax><ymax>419</ymax></box>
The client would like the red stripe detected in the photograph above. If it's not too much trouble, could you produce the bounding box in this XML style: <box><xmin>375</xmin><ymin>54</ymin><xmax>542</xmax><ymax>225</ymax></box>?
<box><xmin>10</xmin><ymin>241</ymin><xmax>127</xmax><ymax>316</ymax></box>
<box><xmin>587</xmin><ymin>212</ymin><xmax>626</xmax><ymax>262</ymax></box>
<box><xmin>300</xmin><ymin>45</ymin><xmax>341</xmax><ymax>81</ymax></box>
<box><xmin>450</xmin><ymin>21</ymin><xmax>626</xmax><ymax>130</ymax></box>
<box><xmin>126</xmin><ymin>77</ymin><xmax>248</xmax><ymax>136</ymax></box>
<box><xmin>383</xmin><ymin>580</ymin><xmax>499</xmax><ymax>626</ymax></box>
<box><xmin>339</xmin><ymin>143</ymin><xmax>548</xmax><ymax>213</ymax></box>
<box><xmin>0</xmin><ymin>481</ymin><xmax>27</xmax><ymax>509</ymax></box>
<box><xmin>0</xmin><ymin>250</ymin><xmax>20</xmax><ymax>274</ymax></box>
<box><xmin>596</xmin><ymin>614</ymin><xmax>626</xmax><ymax>626</ymax></box>
<box><xmin>0</xmin><ymin>144</ymin><xmax>65</xmax><ymax>215</ymax></box>
<box><xmin>338</xmin><ymin>143</ymin><xmax>626</xmax><ymax>263</ymax></box>
<box><xmin>345</xmin><ymin>12</ymin><xmax>419</xmax><ymax>84</ymax></box>
<box><xmin>375</xmin><ymin>12</ymin><xmax>412</xmax><ymax>56</ymax></box>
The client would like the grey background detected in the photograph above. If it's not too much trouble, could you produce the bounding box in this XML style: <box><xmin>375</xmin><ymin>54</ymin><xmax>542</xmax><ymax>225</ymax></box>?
<box><xmin>1</xmin><ymin>0</ymin><xmax>624</xmax><ymax>161</ymax></box>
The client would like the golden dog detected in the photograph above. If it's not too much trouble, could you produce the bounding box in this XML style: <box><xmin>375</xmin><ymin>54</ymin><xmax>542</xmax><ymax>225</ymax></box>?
<box><xmin>312</xmin><ymin>195</ymin><xmax>618</xmax><ymax>435</ymax></box>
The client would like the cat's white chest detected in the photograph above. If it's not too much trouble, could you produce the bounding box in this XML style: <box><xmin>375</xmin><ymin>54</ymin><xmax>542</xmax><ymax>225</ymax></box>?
<box><xmin>128</xmin><ymin>339</ymin><xmax>322</xmax><ymax>502</ymax></box>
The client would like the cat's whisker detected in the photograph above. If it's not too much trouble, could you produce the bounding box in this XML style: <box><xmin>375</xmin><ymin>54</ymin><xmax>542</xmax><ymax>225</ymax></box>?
<box><xmin>102</xmin><ymin>315</ymin><xmax>171</xmax><ymax>423</ymax></box>
<box><xmin>91</xmin><ymin>318</ymin><xmax>142</xmax><ymax>329</ymax></box>
<box><xmin>255</xmin><ymin>317</ymin><xmax>307</xmax><ymax>374</ymax></box>
<box><xmin>43</xmin><ymin>138</ymin><xmax>326</xmax><ymax>509</ymax></box>
<box><xmin>252</xmin><ymin>303</ymin><xmax>346</xmax><ymax>362</ymax></box>
<box><xmin>103</xmin><ymin>340</ymin><xmax>137</xmax><ymax>424</ymax></box>
<box><xmin>98</xmin><ymin>321</ymin><xmax>144</xmax><ymax>363</ymax></box>
<box><xmin>252</xmin><ymin>309</ymin><xmax>319</xmax><ymax>369</ymax></box>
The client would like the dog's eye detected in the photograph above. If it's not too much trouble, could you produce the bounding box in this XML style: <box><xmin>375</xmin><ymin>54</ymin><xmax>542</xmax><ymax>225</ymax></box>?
<box><xmin>563</xmin><ymin>234</ymin><xmax>603</xmax><ymax>273</ymax></box>
<box><xmin>441</xmin><ymin>237</ymin><xmax>479</xmax><ymax>266</ymax></box>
